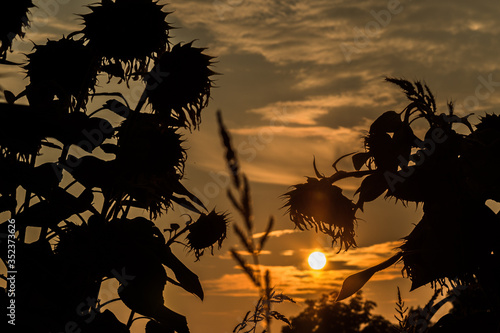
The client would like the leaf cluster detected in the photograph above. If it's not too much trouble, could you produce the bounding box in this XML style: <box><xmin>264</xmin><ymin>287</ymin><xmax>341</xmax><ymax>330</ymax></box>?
<box><xmin>283</xmin><ymin>79</ymin><xmax>500</xmax><ymax>308</ymax></box>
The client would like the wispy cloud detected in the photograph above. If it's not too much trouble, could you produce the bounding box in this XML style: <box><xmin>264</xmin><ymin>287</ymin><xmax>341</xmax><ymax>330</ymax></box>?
<box><xmin>205</xmin><ymin>240</ymin><xmax>402</xmax><ymax>298</ymax></box>
<box><xmin>171</xmin><ymin>0</ymin><xmax>500</xmax><ymax>117</ymax></box>
<box><xmin>253</xmin><ymin>229</ymin><xmax>298</xmax><ymax>239</ymax></box>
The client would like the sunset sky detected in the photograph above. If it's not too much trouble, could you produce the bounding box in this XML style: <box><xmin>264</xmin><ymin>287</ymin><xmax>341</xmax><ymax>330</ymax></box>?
<box><xmin>2</xmin><ymin>0</ymin><xmax>500</xmax><ymax>332</ymax></box>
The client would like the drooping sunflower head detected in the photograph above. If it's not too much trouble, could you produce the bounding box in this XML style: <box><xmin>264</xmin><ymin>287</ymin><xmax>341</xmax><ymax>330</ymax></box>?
<box><xmin>116</xmin><ymin>113</ymin><xmax>186</xmax><ymax>175</ymax></box>
<box><xmin>0</xmin><ymin>0</ymin><xmax>34</xmax><ymax>59</ymax></box>
<box><xmin>80</xmin><ymin>0</ymin><xmax>171</xmax><ymax>76</ymax></box>
<box><xmin>283</xmin><ymin>177</ymin><xmax>357</xmax><ymax>250</ymax></box>
<box><xmin>114</xmin><ymin>113</ymin><xmax>187</xmax><ymax>217</ymax></box>
<box><xmin>146</xmin><ymin>42</ymin><xmax>216</xmax><ymax>129</ymax></box>
<box><xmin>186</xmin><ymin>210</ymin><xmax>229</xmax><ymax>261</ymax></box>
<box><xmin>24</xmin><ymin>37</ymin><xmax>98</xmax><ymax>108</ymax></box>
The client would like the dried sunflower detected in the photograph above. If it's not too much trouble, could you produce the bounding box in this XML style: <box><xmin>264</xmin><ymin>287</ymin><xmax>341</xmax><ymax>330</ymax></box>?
<box><xmin>24</xmin><ymin>37</ymin><xmax>98</xmax><ymax>109</ymax></box>
<box><xmin>79</xmin><ymin>0</ymin><xmax>171</xmax><ymax>77</ymax></box>
<box><xmin>186</xmin><ymin>210</ymin><xmax>229</xmax><ymax>261</ymax></box>
<box><xmin>283</xmin><ymin>177</ymin><xmax>357</xmax><ymax>250</ymax></box>
<box><xmin>0</xmin><ymin>0</ymin><xmax>34</xmax><ymax>60</ymax></box>
<box><xmin>116</xmin><ymin>113</ymin><xmax>185</xmax><ymax>175</ymax></box>
<box><xmin>114</xmin><ymin>113</ymin><xmax>187</xmax><ymax>216</ymax></box>
<box><xmin>146</xmin><ymin>42</ymin><xmax>216</xmax><ymax>129</ymax></box>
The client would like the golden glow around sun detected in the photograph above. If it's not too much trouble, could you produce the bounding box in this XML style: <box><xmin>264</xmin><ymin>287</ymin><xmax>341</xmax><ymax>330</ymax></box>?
<box><xmin>308</xmin><ymin>251</ymin><xmax>327</xmax><ymax>270</ymax></box>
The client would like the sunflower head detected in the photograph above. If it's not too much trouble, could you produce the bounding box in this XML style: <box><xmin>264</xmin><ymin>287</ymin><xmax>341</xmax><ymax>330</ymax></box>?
<box><xmin>80</xmin><ymin>0</ymin><xmax>171</xmax><ymax>76</ymax></box>
<box><xmin>283</xmin><ymin>177</ymin><xmax>357</xmax><ymax>250</ymax></box>
<box><xmin>114</xmin><ymin>113</ymin><xmax>186</xmax><ymax>217</ymax></box>
<box><xmin>116</xmin><ymin>113</ymin><xmax>185</xmax><ymax>175</ymax></box>
<box><xmin>0</xmin><ymin>0</ymin><xmax>34</xmax><ymax>59</ymax></box>
<box><xmin>186</xmin><ymin>210</ymin><xmax>229</xmax><ymax>261</ymax></box>
<box><xmin>24</xmin><ymin>37</ymin><xmax>98</xmax><ymax>108</ymax></box>
<box><xmin>146</xmin><ymin>42</ymin><xmax>216</xmax><ymax>129</ymax></box>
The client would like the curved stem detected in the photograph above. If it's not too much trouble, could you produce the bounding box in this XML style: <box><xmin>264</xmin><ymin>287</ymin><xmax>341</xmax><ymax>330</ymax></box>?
<box><xmin>126</xmin><ymin>311</ymin><xmax>135</xmax><ymax>329</ymax></box>
<box><xmin>19</xmin><ymin>152</ymin><xmax>37</xmax><ymax>243</ymax></box>
<box><xmin>327</xmin><ymin>170</ymin><xmax>375</xmax><ymax>184</ymax></box>
<box><xmin>166</xmin><ymin>226</ymin><xmax>190</xmax><ymax>247</ymax></box>
<box><xmin>98</xmin><ymin>298</ymin><xmax>121</xmax><ymax>310</ymax></box>
<box><xmin>134</xmin><ymin>88</ymin><xmax>148</xmax><ymax>113</ymax></box>
<box><xmin>130</xmin><ymin>316</ymin><xmax>151</xmax><ymax>325</ymax></box>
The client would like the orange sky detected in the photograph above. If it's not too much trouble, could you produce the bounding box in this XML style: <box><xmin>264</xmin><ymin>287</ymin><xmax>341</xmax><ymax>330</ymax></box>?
<box><xmin>2</xmin><ymin>0</ymin><xmax>500</xmax><ymax>332</ymax></box>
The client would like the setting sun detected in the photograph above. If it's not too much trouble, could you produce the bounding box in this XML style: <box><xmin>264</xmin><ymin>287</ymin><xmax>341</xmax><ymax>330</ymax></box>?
<box><xmin>308</xmin><ymin>251</ymin><xmax>327</xmax><ymax>270</ymax></box>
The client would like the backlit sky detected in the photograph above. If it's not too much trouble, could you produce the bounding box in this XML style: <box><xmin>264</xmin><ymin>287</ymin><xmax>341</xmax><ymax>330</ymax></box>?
<box><xmin>3</xmin><ymin>0</ymin><xmax>500</xmax><ymax>332</ymax></box>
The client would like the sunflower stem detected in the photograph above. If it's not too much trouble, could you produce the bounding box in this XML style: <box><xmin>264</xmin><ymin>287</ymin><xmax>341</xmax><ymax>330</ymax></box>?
<box><xmin>134</xmin><ymin>88</ymin><xmax>148</xmax><ymax>113</ymax></box>
<box><xmin>166</xmin><ymin>225</ymin><xmax>190</xmax><ymax>246</ymax></box>
<box><xmin>126</xmin><ymin>311</ymin><xmax>135</xmax><ymax>329</ymax></box>
<box><xmin>327</xmin><ymin>169</ymin><xmax>375</xmax><ymax>184</ymax></box>
<box><xmin>19</xmin><ymin>152</ymin><xmax>37</xmax><ymax>243</ymax></box>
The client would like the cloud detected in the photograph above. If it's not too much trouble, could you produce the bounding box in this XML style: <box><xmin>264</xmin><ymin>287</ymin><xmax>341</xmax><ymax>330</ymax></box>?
<box><xmin>184</xmin><ymin>117</ymin><xmax>369</xmax><ymax>187</ymax></box>
<box><xmin>205</xmin><ymin>240</ymin><xmax>402</xmax><ymax>298</ymax></box>
<box><xmin>253</xmin><ymin>229</ymin><xmax>298</xmax><ymax>239</ymax></box>
<box><xmin>171</xmin><ymin>0</ymin><xmax>500</xmax><ymax>71</ymax></box>
<box><xmin>171</xmin><ymin>0</ymin><xmax>353</xmax><ymax>65</ymax></box>
<box><xmin>171</xmin><ymin>0</ymin><xmax>500</xmax><ymax>119</ymax></box>
<box><xmin>246</xmin><ymin>95</ymin><xmax>375</xmax><ymax>126</ymax></box>
<box><xmin>172</xmin><ymin>0</ymin><xmax>500</xmax><ymax>193</ymax></box>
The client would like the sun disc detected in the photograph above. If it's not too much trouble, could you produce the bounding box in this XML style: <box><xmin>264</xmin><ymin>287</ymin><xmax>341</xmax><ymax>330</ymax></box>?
<box><xmin>308</xmin><ymin>251</ymin><xmax>327</xmax><ymax>270</ymax></box>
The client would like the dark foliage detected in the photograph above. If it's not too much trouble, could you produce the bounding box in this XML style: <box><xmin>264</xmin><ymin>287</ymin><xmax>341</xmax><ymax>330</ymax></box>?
<box><xmin>282</xmin><ymin>292</ymin><xmax>397</xmax><ymax>333</ymax></box>
<box><xmin>0</xmin><ymin>0</ymin><xmax>34</xmax><ymax>61</ymax></box>
<box><xmin>0</xmin><ymin>1</ymin><xmax>223</xmax><ymax>332</ymax></box>
<box><xmin>283</xmin><ymin>79</ymin><xmax>500</xmax><ymax>330</ymax></box>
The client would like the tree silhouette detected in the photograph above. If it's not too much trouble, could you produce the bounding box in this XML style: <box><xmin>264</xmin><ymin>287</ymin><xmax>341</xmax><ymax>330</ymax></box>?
<box><xmin>283</xmin><ymin>79</ymin><xmax>500</xmax><ymax>331</ymax></box>
<box><xmin>0</xmin><ymin>1</ymin><xmax>225</xmax><ymax>332</ymax></box>
<box><xmin>282</xmin><ymin>292</ymin><xmax>396</xmax><ymax>333</ymax></box>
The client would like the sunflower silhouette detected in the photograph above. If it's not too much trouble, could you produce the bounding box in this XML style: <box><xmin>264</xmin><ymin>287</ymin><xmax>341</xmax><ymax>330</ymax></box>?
<box><xmin>146</xmin><ymin>42</ymin><xmax>216</xmax><ymax>129</ymax></box>
<box><xmin>283</xmin><ymin>177</ymin><xmax>357</xmax><ymax>250</ymax></box>
<box><xmin>0</xmin><ymin>0</ymin><xmax>34</xmax><ymax>60</ymax></box>
<box><xmin>77</xmin><ymin>0</ymin><xmax>171</xmax><ymax>78</ymax></box>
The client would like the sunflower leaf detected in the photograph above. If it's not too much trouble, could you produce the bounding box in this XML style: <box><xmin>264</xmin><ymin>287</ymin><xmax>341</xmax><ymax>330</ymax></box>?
<box><xmin>352</xmin><ymin>152</ymin><xmax>371</xmax><ymax>171</ymax></box>
<box><xmin>41</xmin><ymin>141</ymin><xmax>62</xmax><ymax>150</ymax></box>
<box><xmin>162</xmin><ymin>247</ymin><xmax>204</xmax><ymax>300</ymax></box>
<box><xmin>4</xmin><ymin>90</ymin><xmax>16</xmax><ymax>104</ymax></box>
<box><xmin>171</xmin><ymin>196</ymin><xmax>202</xmax><ymax>215</ymax></box>
<box><xmin>172</xmin><ymin>182</ymin><xmax>207</xmax><ymax>211</ymax></box>
<box><xmin>336</xmin><ymin>253</ymin><xmax>401</xmax><ymax>302</ymax></box>
<box><xmin>355</xmin><ymin>173</ymin><xmax>387</xmax><ymax>211</ymax></box>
